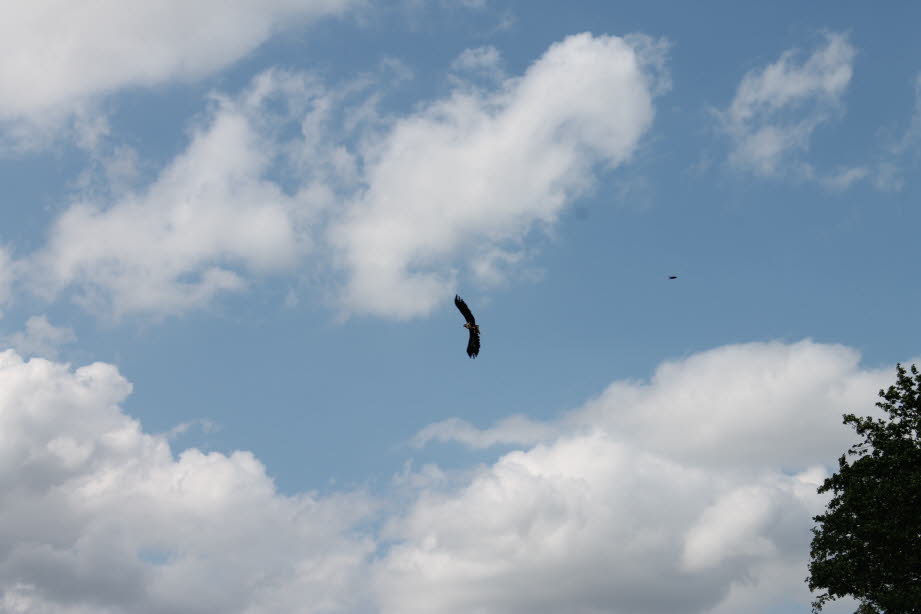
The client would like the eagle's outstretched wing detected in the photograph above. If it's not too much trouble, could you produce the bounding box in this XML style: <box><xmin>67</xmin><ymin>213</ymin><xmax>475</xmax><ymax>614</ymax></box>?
<box><xmin>455</xmin><ymin>295</ymin><xmax>480</xmax><ymax>358</ymax></box>
<box><xmin>466</xmin><ymin>327</ymin><xmax>480</xmax><ymax>358</ymax></box>
<box><xmin>454</xmin><ymin>295</ymin><xmax>476</xmax><ymax>325</ymax></box>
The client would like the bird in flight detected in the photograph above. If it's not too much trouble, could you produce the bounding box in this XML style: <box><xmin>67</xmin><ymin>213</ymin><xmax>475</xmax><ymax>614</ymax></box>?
<box><xmin>668</xmin><ymin>275</ymin><xmax>678</xmax><ymax>279</ymax></box>
<box><xmin>454</xmin><ymin>294</ymin><xmax>480</xmax><ymax>358</ymax></box>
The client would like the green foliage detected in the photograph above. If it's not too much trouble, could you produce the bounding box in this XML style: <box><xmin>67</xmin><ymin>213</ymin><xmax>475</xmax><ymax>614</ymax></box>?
<box><xmin>808</xmin><ymin>364</ymin><xmax>921</xmax><ymax>613</ymax></box>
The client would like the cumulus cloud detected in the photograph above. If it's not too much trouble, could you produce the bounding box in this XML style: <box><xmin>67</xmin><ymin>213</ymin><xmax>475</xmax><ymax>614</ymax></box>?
<box><xmin>391</xmin><ymin>340</ymin><xmax>887</xmax><ymax>613</ymax></box>
<box><xmin>419</xmin><ymin>340</ymin><xmax>887</xmax><ymax>470</ymax></box>
<box><xmin>20</xmin><ymin>34</ymin><xmax>665</xmax><ymax>320</ymax></box>
<box><xmin>0</xmin><ymin>339</ymin><xmax>884</xmax><ymax>613</ymax></box>
<box><xmin>0</xmin><ymin>1</ymin><xmax>356</xmax><ymax>122</ymax></box>
<box><xmin>571</xmin><ymin>339</ymin><xmax>888</xmax><ymax>469</ymax></box>
<box><xmin>332</xmin><ymin>33</ymin><xmax>665</xmax><ymax>318</ymax></box>
<box><xmin>3</xmin><ymin>315</ymin><xmax>76</xmax><ymax>358</ymax></box>
<box><xmin>26</xmin><ymin>71</ymin><xmax>334</xmax><ymax>318</ymax></box>
<box><xmin>720</xmin><ymin>32</ymin><xmax>858</xmax><ymax>182</ymax></box>
<box><xmin>378</xmin><ymin>434</ymin><xmax>828</xmax><ymax>614</ymax></box>
<box><xmin>0</xmin><ymin>349</ymin><xmax>374</xmax><ymax>613</ymax></box>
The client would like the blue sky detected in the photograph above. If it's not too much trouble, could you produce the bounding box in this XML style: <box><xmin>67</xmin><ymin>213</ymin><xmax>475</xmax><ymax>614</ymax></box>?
<box><xmin>0</xmin><ymin>2</ymin><xmax>918</xmax><ymax>613</ymax></box>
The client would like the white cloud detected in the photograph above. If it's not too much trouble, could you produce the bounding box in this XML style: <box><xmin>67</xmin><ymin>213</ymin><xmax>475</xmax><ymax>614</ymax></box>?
<box><xmin>720</xmin><ymin>32</ymin><xmax>856</xmax><ymax>180</ymax></box>
<box><xmin>412</xmin><ymin>415</ymin><xmax>555</xmax><ymax>449</ymax></box>
<box><xmin>26</xmin><ymin>71</ymin><xmax>331</xmax><ymax>318</ymax></box>
<box><xmin>384</xmin><ymin>340</ymin><xmax>891</xmax><ymax>614</ymax></box>
<box><xmin>451</xmin><ymin>45</ymin><xmax>502</xmax><ymax>73</ymax></box>
<box><xmin>0</xmin><ymin>339</ymin><xmax>890</xmax><ymax>613</ymax></box>
<box><xmin>0</xmin><ymin>104</ymin><xmax>114</xmax><ymax>155</ymax></box>
<box><xmin>449</xmin><ymin>46</ymin><xmax>504</xmax><ymax>85</ymax></box>
<box><xmin>164</xmin><ymin>418</ymin><xmax>220</xmax><ymax>441</ymax></box>
<box><xmin>378</xmin><ymin>433</ymin><xmax>827</xmax><ymax>614</ymax></box>
<box><xmin>0</xmin><ymin>1</ymin><xmax>357</xmax><ymax>122</ymax></box>
<box><xmin>571</xmin><ymin>339</ymin><xmax>888</xmax><ymax>469</ymax></box>
<box><xmin>332</xmin><ymin>33</ymin><xmax>665</xmax><ymax>318</ymax></box>
<box><xmin>3</xmin><ymin>315</ymin><xmax>76</xmax><ymax>358</ymax></box>
<box><xmin>20</xmin><ymin>34</ymin><xmax>665</xmax><ymax>320</ymax></box>
<box><xmin>0</xmin><ymin>349</ymin><xmax>374</xmax><ymax>613</ymax></box>
<box><xmin>420</xmin><ymin>340</ymin><xmax>887</xmax><ymax>471</ymax></box>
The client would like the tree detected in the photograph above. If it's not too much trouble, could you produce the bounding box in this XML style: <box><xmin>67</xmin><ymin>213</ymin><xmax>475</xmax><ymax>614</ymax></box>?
<box><xmin>808</xmin><ymin>363</ymin><xmax>921</xmax><ymax>613</ymax></box>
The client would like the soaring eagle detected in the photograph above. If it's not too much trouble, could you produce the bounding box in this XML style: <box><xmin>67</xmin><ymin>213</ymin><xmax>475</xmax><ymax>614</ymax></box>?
<box><xmin>454</xmin><ymin>294</ymin><xmax>480</xmax><ymax>358</ymax></box>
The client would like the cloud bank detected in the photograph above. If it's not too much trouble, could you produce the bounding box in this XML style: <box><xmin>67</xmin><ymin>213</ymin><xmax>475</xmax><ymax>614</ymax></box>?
<box><xmin>0</xmin><ymin>339</ymin><xmax>883</xmax><ymax>612</ymax></box>
<box><xmin>396</xmin><ymin>340</ymin><xmax>885</xmax><ymax>614</ymax></box>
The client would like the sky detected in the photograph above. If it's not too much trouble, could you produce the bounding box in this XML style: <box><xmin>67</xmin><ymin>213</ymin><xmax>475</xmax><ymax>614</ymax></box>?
<box><xmin>0</xmin><ymin>1</ymin><xmax>919</xmax><ymax>612</ymax></box>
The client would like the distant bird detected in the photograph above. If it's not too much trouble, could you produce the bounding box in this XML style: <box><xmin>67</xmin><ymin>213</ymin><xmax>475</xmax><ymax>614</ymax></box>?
<box><xmin>668</xmin><ymin>275</ymin><xmax>678</xmax><ymax>280</ymax></box>
<box><xmin>454</xmin><ymin>294</ymin><xmax>480</xmax><ymax>358</ymax></box>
